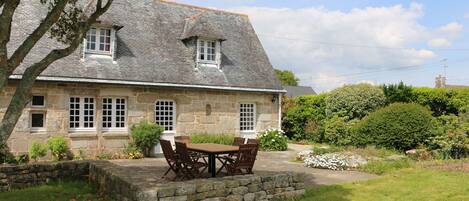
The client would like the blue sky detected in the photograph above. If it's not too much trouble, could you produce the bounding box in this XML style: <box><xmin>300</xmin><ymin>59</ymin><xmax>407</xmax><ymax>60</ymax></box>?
<box><xmin>177</xmin><ymin>0</ymin><xmax>469</xmax><ymax>92</ymax></box>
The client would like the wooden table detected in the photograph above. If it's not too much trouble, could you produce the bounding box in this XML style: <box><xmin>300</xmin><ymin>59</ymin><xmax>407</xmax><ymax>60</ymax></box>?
<box><xmin>187</xmin><ymin>143</ymin><xmax>239</xmax><ymax>177</ymax></box>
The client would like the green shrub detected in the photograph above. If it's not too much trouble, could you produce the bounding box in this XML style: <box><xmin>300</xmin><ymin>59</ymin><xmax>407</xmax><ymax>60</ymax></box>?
<box><xmin>382</xmin><ymin>81</ymin><xmax>413</xmax><ymax>104</ymax></box>
<box><xmin>427</xmin><ymin>131</ymin><xmax>469</xmax><ymax>159</ymax></box>
<box><xmin>47</xmin><ymin>136</ymin><xmax>68</xmax><ymax>161</ymax></box>
<box><xmin>96</xmin><ymin>151</ymin><xmax>112</xmax><ymax>160</ymax></box>
<box><xmin>258</xmin><ymin>129</ymin><xmax>288</xmax><ymax>151</ymax></box>
<box><xmin>29</xmin><ymin>141</ymin><xmax>48</xmax><ymax>162</ymax></box>
<box><xmin>324</xmin><ymin>116</ymin><xmax>350</xmax><ymax>146</ymax></box>
<box><xmin>282</xmin><ymin>94</ymin><xmax>327</xmax><ymax>141</ymax></box>
<box><xmin>73</xmin><ymin>149</ymin><xmax>87</xmax><ymax>160</ymax></box>
<box><xmin>353</xmin><ymin>103</ymin><xmax>435</xmax><ymax>151</ymax></box>
<box><xmin>123</xmin><ymin>142</ymin><xmax>144</xmax><ymax>159</ymax></box>
<box><xmin>130</xmin><ymin>121</ymin><xmax>164</xmax><ymax>156</ymax></box>
<box><xmin>326</xmin><ymin>83</ymin><xmax>386</xmax><ymax>120</ymax></box>
<box><xmin>190</xmin><ymin>133</ymin><xmax>234</xmax><ymax>145</ymax></box>
<box><xmin>411</xmin><ymin>87</ymin><xmax>459</xmax><ymax>116</ymax></box>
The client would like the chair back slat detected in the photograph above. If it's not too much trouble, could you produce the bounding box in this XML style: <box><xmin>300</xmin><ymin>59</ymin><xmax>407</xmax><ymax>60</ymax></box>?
<box><xmin>175</xmin><ymin>136</ymin><xmax>191</xmax><ymax>144</ymax></box>
<box><xmin>233</xmin><ymin>137</ymin><xmax>245</xmax><ymax>146</ymax></box>
<box><xmin>161</xmin><ymin>139</ymin><xmax>176</xmax><ymax>161</ymax></box>
<box><xmin>247</xmin><ymin>138</ymin><xmax>259</xmax><ymax>145</ymax></box>
<box><xmin>175</xmin><ymin>142</ymin><xmax>194</xmax><ymax>164</ymax></box>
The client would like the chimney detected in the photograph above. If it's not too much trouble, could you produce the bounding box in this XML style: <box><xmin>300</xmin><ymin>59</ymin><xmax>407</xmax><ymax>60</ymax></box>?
<box><xmin>435</xmin><ymin>74</ymin><xmax>446</xmax><ymax>88</ymax></box>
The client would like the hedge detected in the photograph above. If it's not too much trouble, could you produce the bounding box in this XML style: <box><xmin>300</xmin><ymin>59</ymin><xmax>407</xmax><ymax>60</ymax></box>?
<box><xmin>352</xmin><ymin>103</ymin><xmax>435</xmax><ymax>150</ymax></box>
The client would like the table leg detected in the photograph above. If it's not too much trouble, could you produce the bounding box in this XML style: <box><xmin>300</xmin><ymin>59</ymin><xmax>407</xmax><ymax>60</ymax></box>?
<box><xmin>208</xmin><ymin>154</ymin><xmax>216</xmax><ymax>177</ymax></box>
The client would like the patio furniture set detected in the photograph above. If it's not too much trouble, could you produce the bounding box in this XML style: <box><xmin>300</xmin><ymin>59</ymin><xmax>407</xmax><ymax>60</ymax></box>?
<box><xmin>161</xmin><ymin>136</ymin><xmax>260</xmax><ymax>180</ymax></box>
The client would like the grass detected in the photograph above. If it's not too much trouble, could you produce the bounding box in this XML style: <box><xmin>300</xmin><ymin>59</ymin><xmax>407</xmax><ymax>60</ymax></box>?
<box><xmin>359</xmin><ymin>159</ymin><xmax>413</xmax><ymax>175</ymax></box>
<box><xmin>190</xmin><ymin>133</ymin><xmax>235</xmax><ymax>145</ymax></box>
<box><xmin>0</xmin><ymin>180</ymin><xmax>108</xmax><ymax>201</ymax></box>
<box><xmin>300</xmin><ymin>168</ymin><xmax>469</xmax><ymax>201</ymax></box>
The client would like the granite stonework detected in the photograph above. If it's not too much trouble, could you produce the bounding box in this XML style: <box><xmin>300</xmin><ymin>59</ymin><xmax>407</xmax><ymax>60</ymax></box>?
<box><xmin>0</xmin><ymin>160</ymin><xmax>90</xmax><ymax>192</ymax></box>
<box><xmin>89</xmin><ymin>161</ymin><xmax>305</xmax><ymax>201</ymax></box>
<box><xmin>0</xmin><ymin>82</ymin><xmax>280</xmax><ymax>156</ymax></box>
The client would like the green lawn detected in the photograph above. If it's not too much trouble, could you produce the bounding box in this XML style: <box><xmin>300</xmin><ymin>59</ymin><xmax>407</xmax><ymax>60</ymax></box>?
<box><xmin>0</xmin><ymin>180</ymin><xmax>107</xmax><ymax>201</ymax></box>
<box><xmin>300</xmin><ymin>168</ymin><xmax>469</xmax><ymax>201</ymax></box>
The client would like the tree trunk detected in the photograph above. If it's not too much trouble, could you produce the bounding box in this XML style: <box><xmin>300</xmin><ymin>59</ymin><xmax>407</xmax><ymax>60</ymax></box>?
<box><xmin>0</xmin><ymin>69</ymin><xmax>35</xmax><ymax>153</ymax></box>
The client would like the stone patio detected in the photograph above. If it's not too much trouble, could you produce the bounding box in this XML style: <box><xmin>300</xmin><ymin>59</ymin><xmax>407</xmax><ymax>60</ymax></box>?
<box><xmin>88</xmin><ymin>144</ymin><xmax>375</xmax><ymax>200</ymax></box>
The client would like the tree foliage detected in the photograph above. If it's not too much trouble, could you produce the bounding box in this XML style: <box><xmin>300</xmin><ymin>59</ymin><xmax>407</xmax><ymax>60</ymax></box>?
<box><xmin>282</xmin><ymin>94</ymin><xmax>327</xmax><ymax>141</ymax></box>
<box><xmin>382</xmin><ymin>81</ymin><xmax>413</xmax><ymax>104</ymax></box>
<box><xmin>0</xmin><ymin>0</ymin><xmax>113</xmax><ymax>160</ymax></box>
<box><xmin>325</xmin><ymin>84</ymin><xmax>386</xmax><ymax>120</ymax></box>
<box><xmin>274</xmin><ymin>68</ymin><xmax>300</xmax><ymax>86</ymax></box>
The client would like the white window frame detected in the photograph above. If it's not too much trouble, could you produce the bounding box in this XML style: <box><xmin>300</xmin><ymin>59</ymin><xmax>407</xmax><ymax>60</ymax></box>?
<box><xmin>102</xmin><ymin>97</ymin><xmax>127</xmax><ymax>132</ymax></box>
<box><xmin>239</xmin><ymin>103</ymin><xmax>256</xmax><ymax>133</ymax></box>
<box><xmin>155</xmin><ymin>100</ymin><xmax>176</xmax><ymax>133</ymax></box>
<box><xmin>196</xmin><ymin>38</ymin><xmax>221</xmax><ymax>68</ymax></box>
<box><xmin>84</xmin><ymin>27</ymin><xmax>114</xmax><ymax>56</ymax></box>
<box><xmin>31</xmin><ymin>95</ymin><xmax>46</xmax><ymax>108</ymax></box>
<box><xmin>69</xmin><ymin>96</ymin><xmax>96</xmax><ymax>132</ymax></box>
<box><xmin>30</xmin><ymin>111</ymin><xmax>46</xmax><ymax>133</ymax></box>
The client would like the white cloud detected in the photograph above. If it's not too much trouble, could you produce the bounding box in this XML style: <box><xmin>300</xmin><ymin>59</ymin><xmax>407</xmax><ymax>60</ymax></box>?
<box><xmin>439</xmin><ymin>22</ymin><xmax>463</xmax><ymax>33</ymax></box>
<box><xmin>465</xmin><ymin>13</ymin><xmax>469</xmax><ymax>19</ymax></box>
<box><xmin>427</xmin><ymin>38</ymin><xmax>451</xmax><ymax>48</ymax></box>
<box><xmin>232</xmin><ymin>4</ymin><xmax>461</xmax><ymax>92</ymax></box>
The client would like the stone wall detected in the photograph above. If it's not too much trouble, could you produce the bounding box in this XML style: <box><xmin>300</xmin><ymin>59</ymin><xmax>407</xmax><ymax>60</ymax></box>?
<box><xmin>1</xmin><ymin>81</ymin><xmax>280</xmax><ymax>156</ymax></box>
<box><xmin>0</xmin><ymin>161</ymin><xmax>90</xmax><ymax>192</ymax></box>
<box><xmin>89</xmin><ymin>161</ymin><xmax>305</xmax><ymax>201</ymax></box>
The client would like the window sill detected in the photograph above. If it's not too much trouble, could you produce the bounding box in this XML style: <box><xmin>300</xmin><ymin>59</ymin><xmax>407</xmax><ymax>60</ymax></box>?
<box><xmin>69</xmin><ymin>128</ymin><xmax>97</xmax><ymax>133</ymax></box>
<box><xmin>68</xmin><ymin>133</ymin><xmax>98</xmax><ymax>139</ymax></box>
<box><xmin>102</xmin><ymin>132</ymin><xmax>129</xmax><ymax>138</ymax></box>
<box><xmin>30</xmin><ymin>128</ymin><xmax>46</xmax><ymax>134</ymax></box>
<box><xmin>197</xmin><ymin>62</ymin><xmax>219</xmax><ymax>68</ymax></box>
<box><xmin>102</xmin><ymin>128</ymin><xmax>128</xmax><ymax>133</ymax></box>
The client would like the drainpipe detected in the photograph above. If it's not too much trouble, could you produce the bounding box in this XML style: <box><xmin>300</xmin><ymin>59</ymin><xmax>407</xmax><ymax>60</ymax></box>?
<box><xmin>278</xmin><ymin>93</ymin><xmax>282</xmax><ymax>130</ymax></box>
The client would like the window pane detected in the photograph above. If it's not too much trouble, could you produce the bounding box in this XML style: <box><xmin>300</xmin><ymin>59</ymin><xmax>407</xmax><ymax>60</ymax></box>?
<box><xmin>240</xmin><ymin>103</ymin><xmax>255</xmax><ymax>131</ymax></box>
<box><xmin>102</xmin><ymin>98</ymin><xmax>112</xmax><ymax>128</ymax></box>
<box><xmin>83</xmin><ymin>98</ymin><xmax>94</xmax><ymax>128</ymax></box>
<box><xmin>115</xmin><ymin>98</ymin><xmax>126</xmax><ymax>128</ymax></box>
<box><xmin>32</xmin><ymin>95</ymin><xmax>45</xmax><ymax>107</ymax></box>
<box><xmin>155</xmin><ymin>100</ymin><xmax>175</xmax><ymax>131</ymax></box>
<box><xmin>31</xmin><ymin>113</ymin><xmax>44</xmax><ymax>128</ymax></box>
<box><xmin>69</xmin><ymin>97</ymin><xmax>80</xmax><ymax>128</ymax></box>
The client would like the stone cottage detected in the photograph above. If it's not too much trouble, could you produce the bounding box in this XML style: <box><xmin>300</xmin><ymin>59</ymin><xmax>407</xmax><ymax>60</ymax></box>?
<box><xmin>3</xmin><ymin>0</ymin><xmax>284</xmax><ymax>155</ymax></box>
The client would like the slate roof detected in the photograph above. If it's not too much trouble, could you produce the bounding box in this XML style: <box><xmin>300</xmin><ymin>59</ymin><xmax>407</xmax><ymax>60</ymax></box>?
<box><xmin>284</xmin><ymin>86</ymin><xmax>317</xmax><ymax>98</ymax></box>
<box><xmin>9</xmin><ymin>0</ymin><xmax>283</xmax><ymax>92</ymax></box>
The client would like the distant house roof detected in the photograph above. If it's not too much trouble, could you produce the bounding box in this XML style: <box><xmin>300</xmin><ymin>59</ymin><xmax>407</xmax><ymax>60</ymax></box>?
<box><xmin>284</xmin><ymin>86</ymin><xmax>316</xmax><ymax>98</ymax></box>
<box><xmin>9</xmin><ymin>0</ymin><xmax>283</xmax><ymax>93</ymax></box>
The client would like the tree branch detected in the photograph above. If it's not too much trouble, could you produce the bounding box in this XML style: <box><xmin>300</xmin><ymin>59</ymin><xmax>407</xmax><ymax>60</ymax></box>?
<box><xmin>0</xmin><ymin>0</ymin><xmax>19</xmax><ymax>47</ymax></box>
<box><xmin>7</xmin><ymin>0</ymin><xmax>70</xmax><ymax>72</ymax></box>
<box><xmin>0</xmin><ymin>0</ymin><xmax>20</xmax><ymax>91</ymax></box>
<box><xmin>0</xmin><ymin>0</ymin><xmax>113</xmax><ymax>148</ymax></box>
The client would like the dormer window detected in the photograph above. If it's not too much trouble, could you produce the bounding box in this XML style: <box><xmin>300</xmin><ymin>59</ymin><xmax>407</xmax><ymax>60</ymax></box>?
<box><xmin>197</xmin><ymin>38</ymin><xmax>220</xmax><ymax>67</ymax></box>
<box><xmin>85</xmin><ymin>27</ymin><xmax>113</xmax><ymax>55</ymax></box>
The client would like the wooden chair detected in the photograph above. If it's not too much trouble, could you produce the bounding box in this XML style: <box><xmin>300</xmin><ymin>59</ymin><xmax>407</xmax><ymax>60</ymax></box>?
<box><xmin>175</xmin><ymin>136</ymin><xmax>191</xmax><ymax>144</ymax></box>
<box><xmin>233</xmin><ymin>137</ymin><xmax>246</xmax><ymax>146</ymax></box>
<box><xmin>175</xmin><ymin>142</ymin><xmax>208</xmax><ymax>180</ymax></box>
<box><xmin>225</xmin><ymin>143</ymin><xmax>259</xmax><ymax>175</ymax></box>
<box><xmin>247</xmin><ymin>138</ymin><xmax>259</xmax><ymax>145</ymax></box>
<box><xmin>215</xmin><ymin>137</ymin><xmax>245</xmax><ymax>175</ymax></box>
<box><xmin>160</xmin><ymin>139</ymin><xmax>180</xmax><ymax>179</ymax></box>
<box><xmin>174</xmin><ymin>136</ymin><xmax>208</xmax><ymax>164</ymax></box>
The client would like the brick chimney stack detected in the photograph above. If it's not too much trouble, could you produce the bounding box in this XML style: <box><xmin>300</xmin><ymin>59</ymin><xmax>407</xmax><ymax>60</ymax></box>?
<box><xmin>435</xmin><ymin>74</ymin><xmax>446</xmax><ymax>88</ymax></box>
